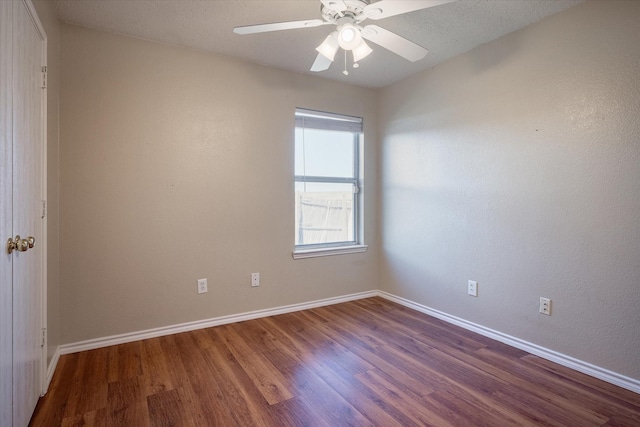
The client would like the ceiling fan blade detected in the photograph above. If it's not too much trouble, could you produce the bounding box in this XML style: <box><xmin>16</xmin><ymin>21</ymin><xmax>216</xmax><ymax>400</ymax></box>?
<box><xmin>363</xmin><ymin>0</ymin><xmax>455</xmax><ymax>20</ymax></box>
<box><xmin>361</xmin><ymin>25</ymin><xmax>428</xmax><ymax>62</ymax></box>
<box><xmin>234</xmin><ymin>19</ymin><xmax>329</xmax><ymax>35</ymax></box>
<box><xmin>310</xmin><ymin>52</ymin><xmax>333</xmax><ymax>72</ymax></box>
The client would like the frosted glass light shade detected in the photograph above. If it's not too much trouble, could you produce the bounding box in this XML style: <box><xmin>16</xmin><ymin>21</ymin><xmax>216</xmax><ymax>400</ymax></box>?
<box><xmin>352</xmin><ymin>40</ymin><xmax>373</xmax><ymax>62</ymax></box>
<box><xmin>337</xmin><ymin>23</ymin><xmax>362</xmax><ymax>50</ymax></box>
<box><xmin>316</xmin><ymin>32</ymin><xmax>339</xmax><ymax>61</ymax></box>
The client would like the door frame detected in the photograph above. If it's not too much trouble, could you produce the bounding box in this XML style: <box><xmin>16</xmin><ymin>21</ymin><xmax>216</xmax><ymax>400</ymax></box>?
<box><xmin>22</xmin><ymin>0</ymin><xmax>48</xmax><ymax>397</ymax></box>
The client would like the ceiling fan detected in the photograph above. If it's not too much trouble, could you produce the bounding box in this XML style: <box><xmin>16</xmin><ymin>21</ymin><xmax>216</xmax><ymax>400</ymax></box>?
<box><xmin>233</xmin><ymin>0</ymin><xmax>455</xmax><ymax>74</ymax></box>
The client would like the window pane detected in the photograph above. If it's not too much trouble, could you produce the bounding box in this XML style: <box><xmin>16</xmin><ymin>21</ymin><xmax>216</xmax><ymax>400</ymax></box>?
<box><xmin>295</xmin><ymin>182</ymin><xmax>355</xmax><ymax>246</ymax></box>
<box><xmin>295</xmin><ymin>128</ymin><xmax>354</xmax><ymax>178</ymax></box>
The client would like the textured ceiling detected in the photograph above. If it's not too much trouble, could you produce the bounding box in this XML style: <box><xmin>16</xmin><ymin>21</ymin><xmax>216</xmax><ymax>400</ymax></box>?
<box><xmin>55</xmin><ymin>0</ymin><xmax>583</xmax><ymax>88</ymax></box>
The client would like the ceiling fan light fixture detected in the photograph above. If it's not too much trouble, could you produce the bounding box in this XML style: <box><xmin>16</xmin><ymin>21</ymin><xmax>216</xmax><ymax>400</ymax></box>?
<box><xmin>352</xmin><ymin>39</ymin><xmax>372</xmax><ymax>62</ymax></box>
<box><xmin>316</xmin><ymin>32</ymin><xmax>339</xmax><ymax>61</ymax></box>
<box><xmin>234</xmin><ymin>0</ymin><xmax>456</xmax><ymax>75</ymax></box>
<box><xmin>337</xmin><ymin>23</ymin><xmax>362</xmax><ymax>50</ymax></box>
<box><xmin>341</xmin><ymin>27</ymin><xmax>355</xmax><ymax>42</ymax></box>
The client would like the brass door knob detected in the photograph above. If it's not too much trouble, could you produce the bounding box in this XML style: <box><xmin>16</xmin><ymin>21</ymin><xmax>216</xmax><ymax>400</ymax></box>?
<box><xmin>16</xmin><ymin>237</ymin><xmax>29</xmax><ymax>252</ymax></box>
<box><xmin>7</xmin><ymin>237</ymin><xmax>17</xmax><ymax>254</ymax></box>
<box><xmin>6</xmin><ymin>235</ymin><xmax>35</xmax><ymax>254</ymax></box>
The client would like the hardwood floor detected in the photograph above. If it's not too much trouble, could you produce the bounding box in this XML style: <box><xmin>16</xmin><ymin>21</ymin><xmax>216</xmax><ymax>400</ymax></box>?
<box><xmin>30</xmin><ymin>297</ymin><xmax>640</xmax><ymax>426</ymax></box>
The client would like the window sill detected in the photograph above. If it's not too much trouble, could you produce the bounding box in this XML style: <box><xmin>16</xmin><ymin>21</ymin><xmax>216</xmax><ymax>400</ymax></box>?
<box><xmin>292</xmin><ymin>245</ymin><xmax>368</xmax><ymax>260</ymax></box>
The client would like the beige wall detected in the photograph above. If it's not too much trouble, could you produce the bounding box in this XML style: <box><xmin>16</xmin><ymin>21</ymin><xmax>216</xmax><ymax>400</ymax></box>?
<box><xmin>59</xmin><ymin>25</ymin><xmax>379</xmax><ymax>344</ymax></box>
<box><xmin>379</xmin><ymin>0</ymin><xmax>640</xmax><ymax>379</ymax></box>
<box><xmin>32</xmin><ymin>0</ymin><xmax>60</xmax><ymax>366</ymax></box>
<box><xmin>49</xmin><ymin>0</ymin><xmax>639</xmax><ymax>385</ymax></box>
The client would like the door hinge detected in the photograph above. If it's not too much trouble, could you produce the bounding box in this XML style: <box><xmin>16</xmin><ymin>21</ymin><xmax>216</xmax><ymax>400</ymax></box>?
<box><xmin>41</xmin><ymin>66</ymin><xmax>47</xmax><ymax>89</ymax></box>
<box><xmin>41</xmin><ymin>200</ymin><xmax>47</xmax><ymax>219</ymax></box>
<box><xmin>41</xmin><ymin>328</ymin><xmax>46</xmax><ymax>348</ymax></box>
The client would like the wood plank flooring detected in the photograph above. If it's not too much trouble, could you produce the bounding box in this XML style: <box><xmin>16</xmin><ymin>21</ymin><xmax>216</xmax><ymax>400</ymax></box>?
<box><xmin>30</xmin><ymin>297</ymin><xmax>640</xmax><ymax>426</ymax></box>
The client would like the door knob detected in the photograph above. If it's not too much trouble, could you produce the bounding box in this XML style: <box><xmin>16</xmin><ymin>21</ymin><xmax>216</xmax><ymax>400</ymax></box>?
<box><xmin>7</xmin><ymin>237</ymin><xmax>16</xmax><ymax>254</ymax></box>
<box><xmin>6</xmin><ymin>235</ymin><xmax>35</xmax><ymax>254</ymax></box>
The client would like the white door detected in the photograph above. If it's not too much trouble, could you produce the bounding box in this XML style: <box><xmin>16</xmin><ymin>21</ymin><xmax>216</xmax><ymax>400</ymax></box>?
<box><xmin>1</xmin><ymin>0</ymin><xmax>15</xmax><ymax>424</ymax></box>
<box><xmin>1</xmin><ymin>1</ymin><xmax>47</xmax><ymax>426</ymax></box>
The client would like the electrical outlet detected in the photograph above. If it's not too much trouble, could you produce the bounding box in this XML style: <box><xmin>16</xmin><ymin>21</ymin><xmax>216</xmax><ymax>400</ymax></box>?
<box><xmin>539</xmin><ymin>297</ymin><xmax>551</xmax><ymax>315</ymax></box>
<box><xmin>197</xmin><ymin>278</ymin><xmax>208</xmax><ymax>294</ymax></box>
<box><xmin>251</xmin><ymin>273</ymin><xmax>260</xmax><ymax>287</ymax></box>
<box><xmin>468</xmin><ymin>280</ymin><xmax>478</xmax><ymax>297</ymax></box>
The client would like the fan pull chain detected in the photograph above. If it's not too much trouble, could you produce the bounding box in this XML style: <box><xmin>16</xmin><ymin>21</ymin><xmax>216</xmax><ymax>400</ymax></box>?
<box><xmin>350</xmin><ymin>50</ymin><xmax>360</xmax><ymax>70</ymax></box>
<box><xmin>343</xmin><ymin>50</ymin><xmax>349</xmax><ymax>76</ymax></box>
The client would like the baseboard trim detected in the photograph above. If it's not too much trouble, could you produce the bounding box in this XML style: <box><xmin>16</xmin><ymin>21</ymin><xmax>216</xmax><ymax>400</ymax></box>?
<box><xmin>53</xmin><ymin>289</ymin><xmax>639</xmax><ymax>395</ymax></box>
<box><xmin>43</xmin><ymin>345</ymin><xmax>60</xmax><ymax>394</ymax></box>
<box><xmin>58</xmin><ymin>290</ymin><xmax>377</xmax><ymax>356</ymax></box>
<box><xmin>378</xmin><ymin>291</ymin><xmax>640</xmax><ymax>395</ymax></box>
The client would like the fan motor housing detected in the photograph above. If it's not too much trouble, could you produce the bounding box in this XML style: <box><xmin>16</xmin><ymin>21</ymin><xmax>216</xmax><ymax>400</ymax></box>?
<box><xmin>321</xmin><ymin>0</ymin><xmax>371</xmax><ymax>24</ymax></box>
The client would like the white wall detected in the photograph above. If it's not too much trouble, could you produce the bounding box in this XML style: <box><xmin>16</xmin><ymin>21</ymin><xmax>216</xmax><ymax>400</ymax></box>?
<box><xmin>379</xmin><ymin>0</ymin><xmax>640</xmax><ymax>380</ymax></box>
<box><xmin>59</xmin><ymin>25</ymin><xmax>378</xmax><ymax>344</ymax></box>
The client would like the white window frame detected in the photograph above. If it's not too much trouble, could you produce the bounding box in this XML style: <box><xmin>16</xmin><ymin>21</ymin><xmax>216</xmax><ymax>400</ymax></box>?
<box><xmin>293</xmin><ymin>108</ymin><xmax>367</xmax><ymax>259</ymax></box>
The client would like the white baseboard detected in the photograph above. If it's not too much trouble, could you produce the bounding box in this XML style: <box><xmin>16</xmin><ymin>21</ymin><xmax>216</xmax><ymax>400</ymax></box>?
<box><xmin>44</xmin><ymin>346</ymin><xmax>60</xmax><ymax>394</ymax></box>
<box><xmin>50</xmin><ymin>289</ymin><xmax>639</xmax><ymax>396</ymax></box>
<box><xmin>58</xmin><ymin>290</ymin><xmax>377</xmax><ymax>356</ymax></box>
<box><xmin>378</xmin><ymin>291</ymin><xmax>640</xmax><ymax>395</ymax></box>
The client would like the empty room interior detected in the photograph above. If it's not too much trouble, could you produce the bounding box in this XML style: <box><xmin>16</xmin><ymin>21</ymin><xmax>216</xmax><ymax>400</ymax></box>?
<box><xmin>2</xmin><ymin>0</ymin><xmax>639</xmax><ymax>425</ymax></box>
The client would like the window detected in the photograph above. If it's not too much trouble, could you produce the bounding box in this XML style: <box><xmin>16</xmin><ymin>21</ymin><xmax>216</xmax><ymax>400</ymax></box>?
<box><xmin>293</xmin><ymin>108</ymin><xmax>367</xmax><ymax>258</ymax></box>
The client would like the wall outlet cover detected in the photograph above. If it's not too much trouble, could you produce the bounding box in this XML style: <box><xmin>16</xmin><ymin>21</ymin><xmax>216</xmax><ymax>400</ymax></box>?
<box><xmin>540</xmin><ymin>297</ymin><xmax>551</xmax><ymax>315</ymax></box>
<box><xmin>468</xmin><ymin>280</ymin><xmax>478</xmax><ymax>297</ymax></box>
<box><xmin>197</xmin><ymin>278</ymin><xmax>208</xmax><ymax>294</ymax></box>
